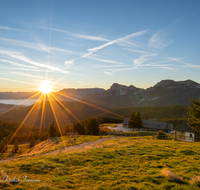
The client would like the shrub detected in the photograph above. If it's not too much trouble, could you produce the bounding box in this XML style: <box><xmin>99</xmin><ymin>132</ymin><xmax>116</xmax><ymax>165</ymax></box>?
<box><xmin>19</xmin><ymin>146</ymin><xmax>23</xmax><ymax>154</ymax></box>
<box><xmin>156</xmin><ymin>130</ymin><xmax>167</xmax><ymax>140</ymax></box>
<box><xmin>12</xmin><ymin>139</ymin><xmax>19</xmax><ymax>153</ymax></box>
<box><xmin>48</xmin><ymin>122</ymin><xmax>57</xmax><ymax>138</ymax></box>
<box><xmin>99</xmin><ymin>127</ymin><xmax>112</xmax><ymax>135</ymax></box>
<box><xmin>29</xmin><ymin>136</ymin><xmax>35</xmax><ymax>148</ymax></box>
<box><xmin>0</xmin><ymin>137</ymin><xmax>8</xmax><ymax>153</ymax></box>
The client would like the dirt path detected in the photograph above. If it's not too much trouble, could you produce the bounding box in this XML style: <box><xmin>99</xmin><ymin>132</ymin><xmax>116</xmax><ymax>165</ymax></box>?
<box><xmin>107</xmin><ymin>123</ymin><xmax>133</xmax><ymax>132</ymax></box>
<box><xmin>0</xmin><ymin>137</ymin><xmax>121</xmax><ymax>164</ymax></box>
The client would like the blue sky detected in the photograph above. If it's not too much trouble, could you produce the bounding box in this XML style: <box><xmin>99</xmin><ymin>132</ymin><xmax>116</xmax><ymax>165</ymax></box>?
<box><xmin>0</xmin><ymin>0</ymin><xmax>200</xmax><ymax>91</ymax></box>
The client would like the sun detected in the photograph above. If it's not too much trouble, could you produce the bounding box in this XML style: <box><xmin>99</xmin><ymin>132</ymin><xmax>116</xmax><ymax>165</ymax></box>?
<box><xmin>39</xmin><ymin>81</ymin><xmax>53</xmax><ymax>94</ymax></box>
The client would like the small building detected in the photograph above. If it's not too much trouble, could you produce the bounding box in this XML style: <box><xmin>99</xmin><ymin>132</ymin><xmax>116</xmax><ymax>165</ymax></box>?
<box><xmin>175</xmin><ymin>123</ymin><xmax>200</xmax><ymax>142</ymax></box>
<box><xmin>122</xmin><ymin>118</ymin><xmax>129</xmax><ymax>127</ymax></box>
<box><xmin>142</xmin><ymin>119</ymin><xmax>173</xmax><ymax>133</ymax></box>
<box><xmin>122</xmin><ymin>118</ymin><xmax>173</xmax><ymax>132</ymax></box>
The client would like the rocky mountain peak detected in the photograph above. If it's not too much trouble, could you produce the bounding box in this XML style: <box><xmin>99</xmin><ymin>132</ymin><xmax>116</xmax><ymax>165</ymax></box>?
<box><xmin>108</xmin><ymin>83</ymin><xmax>128</xmax><ymax>95</ymax></box>
<box><xmin>109</xmin><ymin>83</ymin><xmax>127</xmax><ymax>90</ymax></box>
<box><xmin>154</xmin><ymin>79</ymin><xmax>175</xmax><ymax>87</ymax></box>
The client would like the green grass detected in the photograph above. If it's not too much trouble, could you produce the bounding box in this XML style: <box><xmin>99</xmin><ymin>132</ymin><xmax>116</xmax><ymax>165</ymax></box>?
<box><xmin>0</xmin><ymin>136</ymin><xmax>105</xmax><ymax>159</ymax></box>
<box><xmin>108</xmin><ymin>131</ymin><xmax>157</xmax><ymax>136</ymax></box>
<box><xmin>100</xmin><ymin>123</ymin><xmax>117</xmax><ymax>128</ymax></box>
<box><xmin>0</xmin><ymin>137</ymin><xmax>200</xmax><ymax>189</ymax></box>
<box><xmin>0</xmin><ymin>142</ymin><xmax>30</xmax><ymax>159</ymax></box>
<box><xmin>97</xmin><ymin>105</ymin><xmax>189</xmax><ymax>127</ymax></box>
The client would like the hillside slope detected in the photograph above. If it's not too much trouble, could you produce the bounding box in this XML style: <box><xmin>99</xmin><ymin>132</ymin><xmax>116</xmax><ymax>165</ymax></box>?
<box><xmin>83</xmin><ymin>79</ymin><xmax>200</xmax><ymax>108</ymax></box>
<box><xmin>96</xmin><ymin>105</ymin><xmax>189</xmax><ymax>126</ymax></box>
<box><xmin>0</xmin><ymin>101</ymin><xmax>105</xmax><ymax>129</ymax></box>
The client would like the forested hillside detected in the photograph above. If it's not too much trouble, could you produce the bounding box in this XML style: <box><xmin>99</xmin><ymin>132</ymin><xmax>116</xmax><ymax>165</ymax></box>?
<box><xmin>96</xmin><ymin>105</ymin><xmax>189</xmax><ymax>127</ymax></box>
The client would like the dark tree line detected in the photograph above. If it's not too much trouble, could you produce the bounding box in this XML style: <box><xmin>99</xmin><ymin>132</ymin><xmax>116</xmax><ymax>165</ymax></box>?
<box><xmin>65</xmin><ymin>117</ymin><xmax>100</xmax><ymax>136</ymax></box>
<box><xmin>0</xmin><ymin>115</ymin><xmax>123</xmax><ymax>154</ymax></box>
<box><xmin>0</xmin><ymin>137</ymin><xmax>8</xmax><ymax>153</ymax></box>
<box><xmin>0</xmin><ymin>121</ymin><xmax>41</xmax><ymax>143</ymax></box>
<box><xmin>187</xmin><ymin>98</ymin><xmax>200</xmax><ymax>132</ymax></box>
<box><xmin>128</xmin><ymin>111</ymin><xmax>143</xmax><ymax>130</ymax></box>
<box><xmin>99</xmin><ymin>117</ymin><xmax>124</xmax><ymax>124</ymax></box>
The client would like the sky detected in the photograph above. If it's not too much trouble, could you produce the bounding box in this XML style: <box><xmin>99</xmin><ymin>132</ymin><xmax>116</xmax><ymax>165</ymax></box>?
<box><xmin>0</xmin><ymin>0</ymin><xmax>200</xmax><ymax>92</ymax></box>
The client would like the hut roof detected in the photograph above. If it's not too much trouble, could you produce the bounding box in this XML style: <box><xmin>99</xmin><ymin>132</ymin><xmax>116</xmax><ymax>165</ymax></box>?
<box><xmin>175</xmin><ymin>123</ymin><xmax>196</xmax><ymax>133</ymax></box>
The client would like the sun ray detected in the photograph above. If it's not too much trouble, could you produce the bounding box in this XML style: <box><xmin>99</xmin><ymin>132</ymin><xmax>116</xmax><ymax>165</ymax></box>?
<box><xmin>47</xmin><ymin>93</ymin><xmax>63</xmax><ymax>137</ymax></box>
<box><xmin>1</xmin><ymin>93</ymin><xmax>44</xmax><ymax>153</ymax></box>
<box><xmin>57</xmin><ymin>92</ymin><xmax>125</xmax><ymax>119</ymax></box>
<box><xmin>23</xmin><ymin>93</ymin><xmax>46</xmax><ymax>142</ymax></box>
<box><xmin>49</xmin><ymin>92</ymin><xmax>80</xmax><ymax>123</ymax></box>
<box><xmin>1</xmin><ymin>91</ymin><xmax>42</xmax><ymax>116</ymax></box>
<box><xmin>39</xmin><ymin>93</ymin><xmax>47</xmax><ymax>140</ymax></box>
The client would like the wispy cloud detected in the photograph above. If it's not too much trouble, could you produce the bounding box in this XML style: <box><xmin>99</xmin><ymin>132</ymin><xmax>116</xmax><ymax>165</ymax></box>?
<box><xmin>148</xmin><ymin>31</ymin><xmax>172</xmax><ymax>49</ymax></box>
<box><xmin>0</xmin><ymin>26</ymin><xmax>22</xmax><ymax>31</ymax></box>
<box><xmin>0</xmin><ymin>38</ymin><xmax>80</xmax><ymax>55</ymax></box>
<box><xmin>92</xmin><ymin>64</ymin><xmax>125</xmax><ymax>68</ymax></box>
<box><xmin>125</xmin><ymin>48</ymin><xmax>150</xmax><ymax>54</ymax></box>
<box><xmin>0</xmin><ymin>59</ymin><xmax>37</xmax><ymax>68</ymax></box>
<box><xmin>88</xmin><ymin>30</ymin><xmax>148</xmax><ymax>53</ymax></box>
<box><xmin>167</xmin><ymin>57</ymin><xmax>200</xmax><ymax>68</ymax></box>
<box><xmin>104</xmin><ymin>58</ymin><xmax>176</xmax><ymax>76</ymax></box>
<box><xmin>116</xmin><ymin>40</ymin><xmax>141</xmax><ymax>48</ymax></box>
<box><xmin>65</xmin><ymin>60</ymin><xmax>74</xmax><ymax>69</ymax></box>
<box><xmin>78</xmin><ymin>80</ymin><xmax>88</xmax><ymax>84</ymax></box>
<box><xmin>10</xmin><ymin>72</ymin><xmax>45</xmax><ymax>79</ymax></box>
<box><xmin>87</xmin><ymin>56</ymin><xmax>125</xmax><ymax>65</ymax></box>
<box><xmin>50</xmin><ymin>28</ymin><xmax>110</xmax><ymax>42</ymax></box>
<box><xmin>65</xmin><ymin>30</ymin><xmax>148</xmax><ymax>66</ymax></box>
<box><xmin>133</xmin><ymin>53</ymin><xmax>157</xmax><ymax>67</ymax></box>
<box><xmin>1</xmin><ymin>66</ymin><xmax>54</xmax><ymax>72</ymax></box>
<box><xmin>0</xmin><ymin>50</ymin><xmax>69</xmax><ymax>73</ymax></box>
<box><xmin>0</xmin><ymin>77</ymin><xmax>35</xmax><ymax>85</ymax></box>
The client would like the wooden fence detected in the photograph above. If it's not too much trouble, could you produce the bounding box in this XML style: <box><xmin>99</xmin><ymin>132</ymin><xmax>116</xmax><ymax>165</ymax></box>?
<box><xmin>66</xmin><ymin>132</ymin><xmax>79</xmax><ymax>136</ymax></box>
<box><xmin>153</xmin><ymin>134</ymin><xmax>200</xmax><ymax>142</ymax></box>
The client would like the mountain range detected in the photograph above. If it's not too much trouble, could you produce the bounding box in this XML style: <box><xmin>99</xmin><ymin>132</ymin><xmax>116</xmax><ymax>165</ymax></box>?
<box><xmin>1</xmin><ymin>80</ymin><xmax>199</xmax><ymax>108</ymax></box>
<box><xmin>82</xmin><ymin>79</ymin><xmax>200</xmax><ymax>108</ymax></box>
<box><xmin>0</xmin><ymin>79</ymin><xmax>199</xmax><ymax>128</ymax></box>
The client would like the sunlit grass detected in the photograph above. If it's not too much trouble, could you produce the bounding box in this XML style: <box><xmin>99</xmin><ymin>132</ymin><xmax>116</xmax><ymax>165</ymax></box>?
<box><xmin>0</xmin><ymin>136</ymin><xmax>108</xmax><ymax>159</ymax></box>
<box><xmin>100</xmin><ymin>123</ymin><xmax>117</xmax><ymax>128</ymax></box>
<box><xmin>0</xmin><ymin>136</ymin><xmax>200</xmax><ymax>189</ymax></box>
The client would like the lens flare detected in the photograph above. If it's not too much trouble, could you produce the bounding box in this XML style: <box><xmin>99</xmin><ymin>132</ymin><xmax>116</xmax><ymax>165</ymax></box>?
<box><xmin>39</xmin><ymin>81</ymin><xmax>53</xmax><ymax>94</ymax></box>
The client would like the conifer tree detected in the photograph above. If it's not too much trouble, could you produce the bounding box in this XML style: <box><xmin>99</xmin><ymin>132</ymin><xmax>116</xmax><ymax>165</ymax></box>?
<box><xmin>48</xmin><ymin>121</ymin><xmax>57</xmax><ymax>138</ymax></box>
<box><xmin>65</xmin><ymin>124</ymin><xmax>72</xmax><ymax>135</ymax></box>
<box><xmin>12</xmin><ymin>139</ymin><xmax>19</xmax><ymax>153</ymax></box>
<box><xmin>0</xmin><ymin>137</ymin><xmax>8</xmax><ymax>153</ymax></box>
<box><xmin>86</xmin><ymin>117</ymin><xmax>100</xmax><ymax>135</ymax></box>
<box><xmin>128</xmin><ymin>111</ymin><xmax>135</xmax><ymax>129</ymax></box>
<box><xmin>73</xmin><ymin>121</ymin><xmax>85</xmax><ymax>135</ymax></box>
<box><xmin>135</xmin><ymin>111</ymin><xmax>143</xmax><ymax>131</ymax></box>
<box><xmin>187</xmin><ymin>98</ymin><xmax>200</xmax><ymax>132</ymax></box>
<box><xmin>19</xmin><ymin>146</ymin><xmax>23</xmax><ymax>154</ymax></box>
<box><xmin>29</xmin><ymin>136</ymin><xmax>35</xmax><ymax>148</ymax></box>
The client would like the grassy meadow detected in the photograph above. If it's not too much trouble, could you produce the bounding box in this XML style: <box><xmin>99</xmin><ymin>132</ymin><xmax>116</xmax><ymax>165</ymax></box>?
<box><xmin>100</xmin><ymin>123</ymin><xmax>117</xmax><ymax>128</ymax></box>
<box><xmin>0</xmin><ymin>136</ymin><xmax>104</xmax><ymax>159</ymax></box>
<box><xmin>0</xmin><ymin>136</ymin><xmax>200</xmax><ymax>189</ymax></box>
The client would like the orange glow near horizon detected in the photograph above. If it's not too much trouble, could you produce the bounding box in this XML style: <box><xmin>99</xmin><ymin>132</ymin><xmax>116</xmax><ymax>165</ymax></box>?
<box><xmin>1</xmin><ymin>92</ymin><xmax>44</xmax><ymax>153</ymax></box>
<box><xmin>47</xmin><ymin>93</ymin><xmax>63</xmax><ymax>137</ymax></box>
<box><xmin>50</xmin><ymin>92</ymin><xmax>80</xmax><ymax>123</ymax></box>
<box><xmin>39</xmin><ymin>81</ymin><xmax>53</xmax><ymax>94</ymax></box>
<box><xmin>1</xmin><ymin>79</ymin><xmax>128</xmax><ymax>154</ymax></box>
<box><xmin>39</xmin><ymin>93</ymin><xmax>47</xmax><ymax>139</ymax></box>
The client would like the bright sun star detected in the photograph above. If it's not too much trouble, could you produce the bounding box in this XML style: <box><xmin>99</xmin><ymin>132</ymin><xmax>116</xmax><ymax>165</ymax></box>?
<box><xmin>39</xmin><ymin>81</ymin><xmax>53</xmax><ymax>94</ymax></box>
